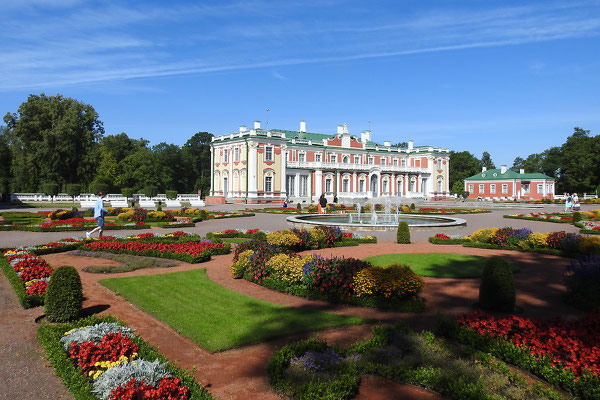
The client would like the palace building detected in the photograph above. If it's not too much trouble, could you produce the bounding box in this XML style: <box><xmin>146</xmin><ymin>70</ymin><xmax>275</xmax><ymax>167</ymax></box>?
<box><xmin>207</xmin><ymin>121</ymin><xmax>451</xmax><ymax>204</ymax></box>
<box><xmin>464</xmin><ymin>166</ymin><xmax>555</xmax><ymax>201</ymax></box>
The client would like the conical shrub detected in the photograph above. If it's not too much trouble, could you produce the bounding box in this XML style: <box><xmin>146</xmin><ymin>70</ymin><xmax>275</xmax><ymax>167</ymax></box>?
<box><xmin>479</xmin><ymin>257</ymin><xmax>515</xmax><ymax>312</ymax></box>
<box><xmin>397</xmin><ymin>221</ymin><xmax>410</xmax><ymax>244</ymax></box>
<box><xmin>45</xmin><ymin>265</ymin><xmax>83</xmax><ymax>322</ymax></box>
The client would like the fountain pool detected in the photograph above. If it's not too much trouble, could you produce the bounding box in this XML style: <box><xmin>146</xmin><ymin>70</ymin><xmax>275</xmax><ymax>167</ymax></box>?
<box><xmin>287</xmin><ymin>213</ymin><xmax>466</xmax><ymax>231</ymax></box>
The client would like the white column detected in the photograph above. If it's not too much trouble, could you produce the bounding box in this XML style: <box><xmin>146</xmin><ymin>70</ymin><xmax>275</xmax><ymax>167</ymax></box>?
<box><xmin>353</xmin><ymin>171</ymin><xmax>357</xmax><ymax>197</ymax></box>
<box><xmin>248</xmin><ymin>142</ymin><xmax>258</xmax><ymax>198</ymax></box>
<box><xmin>210</xmin><ymin>145</ymin><xmax>215</xmax><ymax>196</ymax></box>
<box><xmin>280</xmin><ymin>145</ymin><xmax>287</xmax><ymax>199</ymax></box>
<box><xmin>228</xmin><ymin>147</ymin><xmax>233</xmax><ymax>198</ymax></box>
<box><xmin>315</xmin><ymin>170</ymin><xmax>323</xmax><ymax>198</ymax></box>
<box><xmin>295</xmin><ymin>172</ymin><xmax>300</xmax><ymax>198</ymax></box>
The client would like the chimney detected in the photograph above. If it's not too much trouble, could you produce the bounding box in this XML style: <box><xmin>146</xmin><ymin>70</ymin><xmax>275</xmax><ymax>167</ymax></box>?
<box><xmin>407</xmin><ymin>140</ymin><xmax>413</xmax><ymax>150</ymax></box>
<box><xmin>337</xmin><ymin>125</ymin><xmax>343</xmax><ymax>134</ymax></box>
<box><xmin>361</xmin><ymin>130</ymin><xmax>372</xmax><ymax>143</ymax></box>
<box><xmin>253</xmin><ymin>121</ymin><xmax>261</xmax><ymax>129</ymax></box>
<box><xmin>239</xmin><ymin>125</ymin><xmax>247</xmax><ymax>133</ymax></box>
<box><xmin>384</xmin><ymin>141</ymin><xmax>391</xmax><ymax>147</ymax></box>
<box><xmin>482</xmin><ymin>167</ymin><xmax>487</xmax><ymax>172</ymax></box>
<box><xmin>519</xmin><ymin>168</ymin><xmax>525</xmax><ymax>174</ymax></box>
<box><xmin>299</xmin><ymin>120</ymin><xmax>306</xmax><ymax>133</ymax></box>
<box><xmin>501</xmin><ymin>165</ymin><xmax>507</xmax><ymax>174</ymax></box>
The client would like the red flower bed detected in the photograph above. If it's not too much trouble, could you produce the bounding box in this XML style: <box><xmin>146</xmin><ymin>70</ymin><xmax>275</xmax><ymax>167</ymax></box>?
<box><xmin>13</xmin><ymin>257</ymin><xmax>50</xmax><ymax>273</ymax></box>
<box><xmin>221</xmin><ymin>229</ymin><xmax>238</xmax><ymax>234</ymax></box>
<box><xmin>7</xmin><ymin>253</ymin><xmax>38</xmax><ymax>263</ymax></box>
<box><xmin>41</xmin><ymin>218</ymin><xmax>90</xmax><ymax>227</ymax></box>
<box><xmin>19</xmin><ymin>264</ymin><xmax>53</xmax><ymax>281</ymax></box>
<box><xmin>434</xmin><ymin>233</ymin><xmax>450</xmax><ymax>240</ymax></box>
<box><xmin>171</xmin><ymin>231</ymin><xmax>188</xmax><ymax>237</ymax></box>
<box><xmin>26</xmin><ymin>280</ymin><xmax>48</xmax><ymax>295</ymax></box>
<box><xmin>246</xmin><ymin>229</ymin><xmax>259</xmax><ymax>234</ymax></box>
<box><xmin>68</xmin><ymin>332</ymin><xmax>139</xmax><ymax>374</ymax></box>
<box><xmin>342</xmin><ymin>232</ymin><xmax>353</xmax><ymax>238</ymax></box>
<box><xmin>84</xmin><ymin>241</ymin><xmax>225</xmax><ymax>257</ymax></box>
<box><xmin>110</xmin><ymin>377</ymin><xmax>189</xmax><ymax>400</ymax></box>
<box><xmin>458</xmin><ymin>310</ymin><xmax>600</xmax><ymax>377</ymax></box>
<box><xmin>136</xmin><ymin>233</ymin><xmax>155</xmax><ymax>238</ymax></box>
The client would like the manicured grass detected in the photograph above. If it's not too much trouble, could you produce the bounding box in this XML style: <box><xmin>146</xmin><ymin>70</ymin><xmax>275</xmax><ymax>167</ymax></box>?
<box><xmin>100</xmin><ymin>269</ymin><xmax>365</xmax><ymax>351</ymax></box>
<box><xmin>221</xmin><ymin>237</ymin><xmax>250</xmax><ymax>244</ymax></box>
<box><xmin>363</xmin><ymin>253</ymin><xmax>519</xmax><ymax>278</ymax></box>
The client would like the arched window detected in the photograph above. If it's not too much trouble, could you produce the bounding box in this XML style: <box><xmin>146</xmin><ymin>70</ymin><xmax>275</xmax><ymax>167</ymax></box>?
<box><xmin>264</xmin><ymin>170</ymin><xmax>274</xmax><ymax>193</ymax></box>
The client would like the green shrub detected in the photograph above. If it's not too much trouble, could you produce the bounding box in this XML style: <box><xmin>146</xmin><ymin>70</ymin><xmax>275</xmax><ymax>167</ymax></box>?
<box><xmin>397</xmin><ymin>221</ymin><xmax>410</xmax><ymax>244</ymax></box>
<box><xmin>251</xmin><ymin>230</ymin><xmax>267</xmax><ymax>241</ymax></box>
<box><xmin>479</xmin><ymin>257</ymin><xmax>515</xmax><ymax>312</ymax></box>
<box><xmin>573</xmin><ymin>212</ymin><xmax>582</xmax><ymax>223</ymax></box>
<box><xmin>166</xmin><ymin>190</ymin><xmax>177</xmax><ymax>200</ymax></box>
<box><xmin>296</xmin><ymin>202</ymin><xmax>301</xmax><ymax>210</ymax></box>
<box><xmin>410</xmin><ymin>202</ymin><xmax>416</xmax><ymax>210</ymax></box>
<box><xmin>45</xmin><ymin>266</ymin><xmax>83</xmax><ymax>322</ymax></box>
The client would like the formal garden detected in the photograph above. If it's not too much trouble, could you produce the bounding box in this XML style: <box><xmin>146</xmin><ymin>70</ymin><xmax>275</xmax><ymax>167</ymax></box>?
<box><xmin>2</xmin><ymin>206</ymin><xmax>600</xmax><ymax>400</ymax></box>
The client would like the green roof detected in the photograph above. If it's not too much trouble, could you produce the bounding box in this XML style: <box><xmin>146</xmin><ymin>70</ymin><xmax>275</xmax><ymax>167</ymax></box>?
<box><xmin>464</xmin><ymin>168</ymin><xmax>554</xmax><ymax>181</ymax></box>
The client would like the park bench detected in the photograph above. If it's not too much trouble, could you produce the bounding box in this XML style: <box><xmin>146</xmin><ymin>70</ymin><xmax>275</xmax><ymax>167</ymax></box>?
<box><xmin>139</xmin><ymin>200</ymin><xmax>156</xmax><ymax>208</ymax></box>
<box><xmin>110</xmin><ymin>200</ymin><xmax>128</xmax><ymax>208</ymax></box>
<box><xmin>189</xmin><ymin>199</ymin><xmax>205</xmax><ymax>207</ymax></box>
<box><xmin>165</xmin><ymin>199</ymin><xmax>182</xmax><ymax>207</ymax></box>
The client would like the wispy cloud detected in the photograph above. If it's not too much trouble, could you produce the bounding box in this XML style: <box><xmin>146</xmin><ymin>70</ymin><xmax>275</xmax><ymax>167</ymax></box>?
<box><xmin>2</xmin><ymin>0</ymin><xmax>600</xmax><ymax>91</ymax></box>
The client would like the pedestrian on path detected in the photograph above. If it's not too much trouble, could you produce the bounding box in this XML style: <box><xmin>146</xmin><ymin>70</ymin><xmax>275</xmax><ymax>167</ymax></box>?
<box><xmin>564</xmin><ymin>193</ymin><xmax>572</xmax><ymax>212</ymax></box>
<box><xmin>86</xmin><ymin>192</ymin><xmax>108</xmax><ymax>238</ymax></box>
<box><xmin>318</xmin><ymin>193</ymin><xmax>327</xmax><ymax>214</ymax></box>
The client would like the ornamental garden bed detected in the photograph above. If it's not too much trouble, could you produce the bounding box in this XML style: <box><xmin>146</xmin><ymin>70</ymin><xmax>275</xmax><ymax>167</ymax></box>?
<box><xmin>268</xmin><ymin>323</ymin><xmax>568</xmax><ymax>400</ymax></box>
<box><xmin>229</xmin><ymin>228</ymin><xmax>424</xmax><ymax>312</ymax></box>
<box><xmin>430</xmin><ymin>227</ymin><xmax>600</xmax><ymax>257</ymax></box>
<box><xmin>37</xmin><ymin>315</ymin><xmax>215</xmax><ymax>400</ymax></box>
<box><xmin>504</xmin><ymin>212</ymin><xmax>574</xmax><ymax>223</ymax></box>
<box><xmin>100</xmin><ymin>269</ymin><xmax>365</xmax><ymax>352</ymax></box>
<box><xmin>447</xmin><ymin>310</ymin><xmax>600</xmax><ymax>399</ymax></box>
<box><xmin>0</xmin><ymin>213</ymin><xmax>151</xmax><ymax>232</ymax></box>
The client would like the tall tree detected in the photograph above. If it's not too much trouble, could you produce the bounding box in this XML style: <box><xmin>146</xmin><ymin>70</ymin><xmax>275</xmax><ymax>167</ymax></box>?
<box><xmin>560</xmin><ymin>127</ymin><xmax>599</xmax><ymax>193</ymax></box>
<box><xmin>449</xmin><ymin>150</ymin><xmax>481</xmax><ymax>194</ymax></box>
<box><xmin>94</xmin><ymin>133</ymin><xmax>149</xmax><ymax>191</ymax></box>
<box><xmin>479</xmin><ymin>151</ymin><xmax>495</xmax><ymax>170</ymax></box>
<box><xmin>182</xmin><ymin>131</ymin><xmax>213</xmax><ymax>194</ymax></box>
<box><xmin>0</xmin><ymin>126</ymin><xmax>11</xmax><ymax>201</ymax></box>
<box><xmin>3</xmin><ymin>94</ymin><xmax>103</xmax><ymax>191</ymax></box>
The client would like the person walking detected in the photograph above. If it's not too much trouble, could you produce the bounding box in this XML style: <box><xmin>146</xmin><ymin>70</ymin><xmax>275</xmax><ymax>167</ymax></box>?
<box><xmin>318</xmin><ymin>193</ymin><xmax>327</xmax><ymax>214</ymax></box>
<box><xmin>572</xmin><ymin>193</ymin><xmax>580</xmax><ymax>211</ymax></box>
<box><xmin>86</xmin><ymin>192</ymin><xmax>108</xmax><ymax>238</ymax></box>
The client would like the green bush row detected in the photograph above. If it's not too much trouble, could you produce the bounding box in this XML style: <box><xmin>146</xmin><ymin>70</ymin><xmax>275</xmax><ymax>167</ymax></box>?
<box><xmin>37</xmin><ymin>315</ymin><xmax>215</xmax><ymax>400</ymax></box>
<box><xmin>503</xmin><ymin>215</ymin><xmax>573</xmax><ymax>224</ymax></box>
<box><xmin>0</xmin><ymin>257</ymin><xmax>44</xmax><ymax>308</ymax></box>
<box><xmin>461</xmin><ymin>241</ymin><xmax>564</xmax><ymax>256</ymax></box>
<box><xmin>427</xmin><ymin>237</ymin><xmax>469</xmax><ymax>245</ymax></box>
<box><xmin>155</xmin><ymin>222</ymin><xmax>196</xmax><ymax>229</ymax></box>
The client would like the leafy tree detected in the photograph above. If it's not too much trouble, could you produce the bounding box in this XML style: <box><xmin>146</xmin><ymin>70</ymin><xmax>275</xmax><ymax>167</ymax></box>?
<box><xmin>95</xmin><ymin>133</ymin><xmax>149</xmax><ymax>191</ymax></box>
<box><xmin>143</xmin><ymin>185</ymin><xmax>159</xmax><ymax>198</ymax></box>
<box><xmin>479</xmin><ymin>151</ymin><xmax>495</xmax><ymax>170</ymax></box>
<box><xmin>392</xmin><ymin>141</ymin><xmax>408</xmax><ymax>148</ymax></box>
<box><xmin>0</xmin><ymin>126</ymin><xmax>11</xmax><ymax>201</ymax></box>
<box><xmin>3</xmin><ymin>94</ymin><xmax>103</xmax><ymax>191</ymax></box>
<box><xmin>182</xmin><ymin>132</ymin><xmax>213</xmax><ymax>194</ymax></box>
<box><xmin>41</xmin><ymin>181</ymin><xmax>59</xmax><ymax>202</ymax></box>
<box><xmin>65</xmin><ymin>183</ymin><xmax>81</xmax><ymax>204</ymax></box>
<box><xmin>152</xmin><ymin>142</ymin><xmax>186</xmax><ymax>192</ymax></box>
<box><xmin>449</xmin><ymin>151</ymin><xmax>480</xmax><ymax>195</ymax></box>
<box><xmin>560</xmin><ymin>127</ymin><xmax>599</xmax><ymax>193</ymax></box>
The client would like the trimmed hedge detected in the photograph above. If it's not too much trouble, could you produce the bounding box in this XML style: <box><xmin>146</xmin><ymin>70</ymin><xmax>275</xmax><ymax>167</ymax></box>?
<box><xmin>428</xmin><ymin>237</ymin><xmax>469</xmax><ymax>245</ymax></box>
<box><xmin>396</xmin><ymin>221</ymin><xmax>410</xmax><ymax>244</ymax></box>
<box><xmin>479</xmin><ymin>257</ymin><xmax>515</xmax><ymax>312</ymax></box>
<box><xmin>37</xmin><ymin>315</ymin><xmax>215</xmax><ymax>400</ymax></box>
<box><xmin>45</xmin><ymin>266</ymin><xmax>83</xmax><ymax>322</ymax></box>
<box><xmin>0</xmin><ymin>256</ymin><xmax>44</xmax><ymax>308</ymax></box>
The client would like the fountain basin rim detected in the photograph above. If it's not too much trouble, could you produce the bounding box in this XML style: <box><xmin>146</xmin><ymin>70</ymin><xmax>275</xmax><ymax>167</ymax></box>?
<box><xmin>287</xmin><ymin>213</ymin><xmax>467</xmax><ymax>231</ymax></box>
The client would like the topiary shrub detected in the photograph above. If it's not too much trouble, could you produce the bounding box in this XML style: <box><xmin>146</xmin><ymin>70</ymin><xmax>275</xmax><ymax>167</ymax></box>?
<box><xmin>410</xmin><ymin>203</ymin><xmax>416</xmax><ymax>210</ymax></box>
<box><xmin>479</xmin><ymin>257</ymin><xmax>515</xmax><ymax>312</ymax></box>
<box><xmin>251</xmin><ymin>230</ymin><xmax>267</xmax><ymax>241</ymax></box>
<box><xmin>397</xmin><ymin>221</ymin><xmax>410</xmax><ymax>244</ymax></box>
<box><xmin>573</xmin><ymin>212</ymin><xmax>582</xmax><ymax>223</ymax></box>
<box><xmin>296</xmin><ymin>202</ymin><xmax>301</xmax><ymax>210</ymax></box>
<box><xmin>45</xmin><ymin>266</ymin><xmax>83</xmax><ymax>322</ymax></box>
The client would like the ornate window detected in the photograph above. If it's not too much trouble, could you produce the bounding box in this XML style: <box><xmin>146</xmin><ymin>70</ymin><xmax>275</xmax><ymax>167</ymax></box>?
<box><xmin>234</xmin><ymin>147</ymin><xmax>239</xmax><ymax>162</ymax></box>
<box><xmin>264</xmin><ymin>170</ymin><xmax>274</xmax><ymax>193</ymax></box>
<box><xmin>223</xmin><ymin>149</ymin><xmax>229</xmax><ymax>163</ymax></box>
<box><xmin>298</xmin><ymin>152</ymin><xmax>305</xmax><ymax>162</ymax></box>
<box><xmin>315</xmin><ymin>154</ymin><xmax>322</xmax><ymax>162</ymax></box>
<box><xmin>265</xmin><ymin>146</ymin><xmax>273</xmax><ymax>162</ymax></box>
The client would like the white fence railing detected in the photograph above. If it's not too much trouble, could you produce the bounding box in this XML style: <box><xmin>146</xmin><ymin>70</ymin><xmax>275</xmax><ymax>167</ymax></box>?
<box><xmin>10</xmin><ymin>193</ymin><xmax>203</xmax><ymax>203</ymax></box>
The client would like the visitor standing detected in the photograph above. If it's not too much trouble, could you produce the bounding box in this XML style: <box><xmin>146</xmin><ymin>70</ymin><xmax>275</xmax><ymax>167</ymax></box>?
<box><xmin>318</xmin><ymin>193</ymin><xmax>327</xmax><ymax>214</ymax></box>
<box><xmin>565</xmin><ymin>193</ymin><xmax>572</xmax><ymax>212</ymax></box>
<box><xmin>572</xmin><ymin>193</ymin><xmax>581</xmax><ymax>211</ymax></box>
<box><xmin>86</xmin><ymin>192</ymin><xmax>108</xmax><ymax>239</ymax></box>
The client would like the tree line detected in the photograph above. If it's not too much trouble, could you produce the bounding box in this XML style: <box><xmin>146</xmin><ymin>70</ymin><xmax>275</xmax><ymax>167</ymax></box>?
<box><xmin>0</xmin><ymin>94</ymin><xmax>212</xmax><ymax>202</ymax></box>
<box><xmin>449</xmin><ymin>127</ymin><xmax>600</xmax><ymax>196</ymax></box>
<box><xmin>1</xmin><ymin>94</ymin><xmax>598</xmax><ymax>202</ymax></box>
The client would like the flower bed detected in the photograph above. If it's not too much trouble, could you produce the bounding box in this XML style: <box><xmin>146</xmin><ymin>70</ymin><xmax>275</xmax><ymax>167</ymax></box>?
<box><xmin>37</xmin><ymin>316</ymin><xmax>214</xmax><ymax>400</ymax></box>
<box><xmin>0</xmin><ymin>218</ymin><xmax>150</xmax><ymax>232</ymax></box>
<box><xmin>429</xmin><ymin>227</ymin><xmax>600</xmax><ymax>257</ymax></box>
<box><xmin>230</xmin><ymin>241</ymin><xmax>423</xmax><ymax>311</ymax></box>
<box><xmin>247</xmin><ymin>207</ymin><xmax>309</xmax><ymax>214</ymax></box>
<box><xmin>504</xmin><ymin>212</ymin><xmax>574</xmax><ymax>223</ymax></box>
<box><xmin>1</xmin><ymin>251</ymin><xmax>52</xmax><ymax>307</ymax></box>
<box><xmin>269</xmin><ymin>324</ymin><xmax>567</xmax><ymax>400</ymax></box>
<box><xmin>454</xmin><ymin>310</ymin><xmax>600</xmax><ymax>399</ymax></box>
<box><xmin>83</xmin><ymin>239</ymin><xmax>229</xmax><ymax>263</ymax></box>
<box><xmin>413</xmin><ymin>207</ymin><xmax>489</xmax><ymax>214</ymax></box>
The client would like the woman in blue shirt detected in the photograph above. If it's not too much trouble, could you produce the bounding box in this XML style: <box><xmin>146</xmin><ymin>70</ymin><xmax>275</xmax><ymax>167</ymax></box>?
<box><xmin>86</xmin><ymin>192</ymin><xmax>108</xmax><ymax>238</ymax></box>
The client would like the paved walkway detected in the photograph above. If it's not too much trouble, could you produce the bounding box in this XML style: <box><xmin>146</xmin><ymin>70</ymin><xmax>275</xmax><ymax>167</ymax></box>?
<box><xmin>0</xmin><ymin>203</ymin><xmax>589</xmax><ymax>399</ymax></box>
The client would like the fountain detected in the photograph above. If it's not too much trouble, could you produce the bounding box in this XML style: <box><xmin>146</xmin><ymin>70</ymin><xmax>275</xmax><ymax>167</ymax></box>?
<box><xmin>287</xmin><ymin>197</ymin><xmax>466</xmax><ymax>231</ymax></box>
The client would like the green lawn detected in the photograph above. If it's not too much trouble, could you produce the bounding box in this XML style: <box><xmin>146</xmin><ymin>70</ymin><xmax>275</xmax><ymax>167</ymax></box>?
<box><xmin>100</xmin><ymin>269</ymin><xmax>365</xmax><ymax>351</ymax></box>
<box><xmin>220</xmin><ymin>237</ymin><xmax>250</xmax><ymax>244</ymax></box>
<box><xmin>363</xmin><ymin>253</ymin><xmax>519</xmax><ymax>278</ymax></box>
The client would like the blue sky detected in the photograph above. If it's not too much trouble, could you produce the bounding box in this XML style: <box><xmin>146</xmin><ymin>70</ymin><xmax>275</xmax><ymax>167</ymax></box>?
<box><xmin>1</xmin><ymin>0</ymin><xmax>599</xmax><ymax>167</ymax></box>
